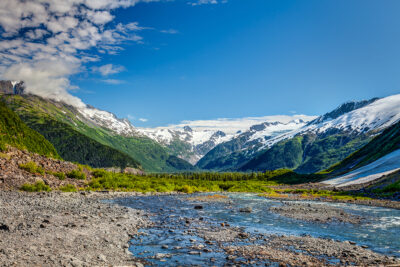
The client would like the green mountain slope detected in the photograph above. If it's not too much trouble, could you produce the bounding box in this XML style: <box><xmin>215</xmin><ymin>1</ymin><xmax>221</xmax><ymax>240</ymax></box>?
<box><xmin>324</xmin><ymin>121</ymin><xmax>400</xmax><ymax>176</ymax></box>
<box><xmin>29</xmin><ymin>118</ymin><xmax>141</xmax><ymax>169</ymax></box>
<box><xmin>2</xmin><ymin>94</ymin><xmax>194</xmax><ymax>172</ymax></box>
<box><xmin>239</xmin><ymin>132</ymin><xmax>372</xmax><ymax>174</ymax></box>
<box><xmin>0</xmin><ymin>100</ymin><xmax>59</xmax><ymax>158</ymax></box>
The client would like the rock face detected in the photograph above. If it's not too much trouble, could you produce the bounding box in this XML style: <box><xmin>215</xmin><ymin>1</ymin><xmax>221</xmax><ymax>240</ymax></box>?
<box><xmin>0</xmin><ymin>80</ymin><xmax>25</xmax><ymax>95</ymax></box>
<box><xmin>0</xmin><ymin>81</ymin><xmax>13</xmax><ymax>94</ymax></box>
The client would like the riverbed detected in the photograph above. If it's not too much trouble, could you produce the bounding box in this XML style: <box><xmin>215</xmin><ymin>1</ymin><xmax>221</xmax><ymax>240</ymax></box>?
<box><xmin>114</xmin><ymin>193</ymin><xmax>400</xmax><ymax>266</ymax></box>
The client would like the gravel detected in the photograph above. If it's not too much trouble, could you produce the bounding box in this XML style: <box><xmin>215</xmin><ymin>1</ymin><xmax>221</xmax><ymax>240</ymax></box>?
<box><xmin>270</xmin><ymin>201</ymin><xmax>364</xmax><ymax>224</ymax></box>
<box><xmin>0</xmin><ymin>191</ymin><xmax>150</xmax><ymax>267</ymax></box>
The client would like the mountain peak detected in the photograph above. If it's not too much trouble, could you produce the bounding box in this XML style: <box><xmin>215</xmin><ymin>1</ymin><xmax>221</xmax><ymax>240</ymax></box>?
<box><xmin>308</xmin><ymin>97</ymin><xmax>380</xmax><ymax>126</ymax></box>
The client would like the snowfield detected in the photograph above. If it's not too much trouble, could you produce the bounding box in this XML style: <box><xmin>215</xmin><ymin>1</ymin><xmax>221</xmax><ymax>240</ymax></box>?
<box><xmin>322</xmin><ymin>149</ymin><xmax>400</xmax><ymax>187</ymax></box>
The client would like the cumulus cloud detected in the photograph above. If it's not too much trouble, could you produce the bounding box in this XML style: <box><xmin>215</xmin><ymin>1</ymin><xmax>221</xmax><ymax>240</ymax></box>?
<box><xmin>0</xmin><ymin>0</ymin><xmax>150</xmax><ymax>107</ymax></box>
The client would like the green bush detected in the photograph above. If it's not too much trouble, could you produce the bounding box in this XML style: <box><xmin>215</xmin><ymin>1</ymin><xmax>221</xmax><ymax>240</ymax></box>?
<box><xmin>53</xmin><ymin>172</ymin><xmax>66</xmax><ymax>180</ymax></box>
<box><xmin>59</xmin><ymin>184</ymin><xmax>77</xmax><ymax>192</ymax></box>
<box><xmin>20</xmin><ymin>181</ymin><xmax>51</xmax><ymax>192</ymax></box>
<box><xmin>0</xmin><ymin>142</ymin><xmax>6</xmax><ymax>152</ymax></box>
<box><xmin>67</xmin><ymin>169</ymin><xmax>86</xmax><ymax>180</ymax></box>
<box><xmin>19</xmin><ymin>161</ymin><xmax>45</xmax><ymax>175</ymax></box>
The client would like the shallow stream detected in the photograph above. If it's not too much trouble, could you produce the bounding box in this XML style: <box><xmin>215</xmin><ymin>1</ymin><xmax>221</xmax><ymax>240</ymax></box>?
<box><xmin>113</xmin><ymin>193</ymin><xmax>400</xmax><ymax>266</ymax></box>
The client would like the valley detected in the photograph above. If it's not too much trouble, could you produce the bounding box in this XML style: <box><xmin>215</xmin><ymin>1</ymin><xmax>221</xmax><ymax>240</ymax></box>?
<box><xmin>0</xmin><ymin>82</ymin><xmax>399</xmax><ymax>266</ymax></box>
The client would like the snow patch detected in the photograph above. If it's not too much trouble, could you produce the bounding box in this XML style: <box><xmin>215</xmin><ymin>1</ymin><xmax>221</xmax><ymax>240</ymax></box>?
<box><xmin>322</xmin><ymin>149</ymin><xmax>400</xmax><ymax>187</ymax></box>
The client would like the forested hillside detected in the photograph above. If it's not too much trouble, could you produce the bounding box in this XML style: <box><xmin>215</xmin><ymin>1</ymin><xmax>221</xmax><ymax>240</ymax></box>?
<box><xmin>0</xmin><ymin>100</ymin><xmax>59</xmax><ymax>158</ymax></box>
<box><xmin>2</xmin><ymin>95</ymin><xmax>194</xmax><ymax>172</ymax></box>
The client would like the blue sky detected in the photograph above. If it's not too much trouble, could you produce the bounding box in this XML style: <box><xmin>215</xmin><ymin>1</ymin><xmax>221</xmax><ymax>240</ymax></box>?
<box><xmin>2</xmin><ymin>0</ymin><xmax>400</xmax><ymax>127</ymax></box>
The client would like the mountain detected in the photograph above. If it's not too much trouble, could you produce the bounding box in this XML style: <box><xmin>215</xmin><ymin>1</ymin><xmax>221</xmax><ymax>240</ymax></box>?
<box><xmin>196</xmin><ymin>118</ymin><xmax>313</xmax><ymax>170</ymax></box>
<box><xmin>239</xmin><ymin>95</ymin><xmax>400</xmax><ymax>173</ymax></box>
<box><xmin>198</xmin><ymin>95</ymin><xmax>400</xmax><ymax>173</ymax></box>
<box><xmin>321</xmin><ymin>121</ymin><xmax>400</xmax><ymax>188</ymax></box>
<box><xmin>323</xmin><ymin>120</ymin><xmax>400</xmax><ymax>176</ymax></box>
<box><xmin>0</xmin><ymin>100</ymin><xmax>59</xmax><ymax>159</ymax></box>
<box><xmin>1</xmin><ymin>92</ymin><xmax>194</xmax><ymax>172</ymax></box>
<box><xmin>138</xmin><ymin>115</ymin><xmax>314</xmax><ymax>164</ymax></box>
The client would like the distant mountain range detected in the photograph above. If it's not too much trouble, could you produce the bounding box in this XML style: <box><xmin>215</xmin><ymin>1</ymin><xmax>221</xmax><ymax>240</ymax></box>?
<box><xmin>137</xmin><ymin>115</ymin><xmax>314</xmax><ymax>164</ymax></box>
<box><xmin>1</xmin><ymin>80</ymin><xmax>400</xmax><ymax>176</ymax></box>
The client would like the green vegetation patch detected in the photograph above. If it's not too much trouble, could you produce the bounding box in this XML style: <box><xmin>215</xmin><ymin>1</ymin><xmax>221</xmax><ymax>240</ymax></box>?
<box><xmin>20</xmin><ymin>181</ymin><xmax>51</xmax><ymax>192</ymax></box>
<box><xmin>59</xmin><ymin>184</ymin><xmax>78</xmax><ymax>192</ymax></box>
<box><xmin>19</xmin><ymin>161</ymin><xmax>45</xmax><ymax>175</ymax></box>
<box><xmin>0</xmin><ymin>100</ymin><xmax>60</xmax><ymax>158</ymax></box>
<box><xmin>67</xmin><ymin>169</ymin><xmax>86</xmax><ymax>180</ymax></box>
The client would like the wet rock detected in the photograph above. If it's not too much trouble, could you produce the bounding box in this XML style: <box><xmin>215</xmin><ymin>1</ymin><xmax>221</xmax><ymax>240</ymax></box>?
<box><xmin>194</xmin><ymin>205</ymin><xmax>203</xmax><ymax>210</ymax></box>
<box><xmin>239</xmin><ymin>207</ymin><xmax>252</xmax><ymax>213</ymax></box>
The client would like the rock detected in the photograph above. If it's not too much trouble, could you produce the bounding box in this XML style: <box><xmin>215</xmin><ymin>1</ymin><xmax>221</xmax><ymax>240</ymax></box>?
<box><xmin>239</xmin><ymin>207</ymin><xmax>252</xmax><ymax>213</ymax></box>
<box><xmin>194</xmin><ymin>205</ymin><xmax>203</xmax><ymax>210</ymax></box>
<box><xmin>97</xmin><ymin>254</ymin><xmax>107</xmax><ymax>262</ymax></box>
<box><xmin>238</xmin><ymin>232</ymin><xmax>249</xmax><ymax>239</ymax></box>
<box><xmin>161</xmin><ymin>245</ymin><xmax>169</xmax><ymax>249</ymax></box>
<box><xmin>0</xmin><ymin>223</ymin><xmax>10</xmax><ymax>231</ymax></box>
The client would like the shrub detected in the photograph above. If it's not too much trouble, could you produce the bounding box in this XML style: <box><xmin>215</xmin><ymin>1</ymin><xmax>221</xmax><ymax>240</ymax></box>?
<box><xmin>53</xmin><ymin>172</ymin><xmax>66</xmax><ymax>180</ymax></box>
<box><xmin>178</xmin><ymin>185</ymin><xmax>197</xmax><ymax>194</ymax></box>
<box><xmin>19</xmin><ymin>161</ymin><xmax>45</xmax><ymax>175</ymax></box>
<box><xmin>67</xmin><ymin>169</ymin><xmax>86</xmax><ymax>180</ymax></box>
<box><xmin>92</xmin><ymin>169</ymin><xmax>109</xmax><ymax>178</ymax></box>
<box><xmin>59</xmin><ymin>184</ymin><xmax>77</xmax><ymax>192</ymax></box>
<box><xmin>20</xmin><ymin>181</ymin><xmax>51</xmax><ymax>192</ymax></box>
<box><xmin>0</xmin><ymin>142</ymin><xmax>6</xmax><ymax>152</ymax></box>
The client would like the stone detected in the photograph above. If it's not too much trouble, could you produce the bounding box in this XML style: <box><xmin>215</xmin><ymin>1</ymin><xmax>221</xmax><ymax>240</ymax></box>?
<box><xmin>239</xmin><ymin>207</ymin><xmax>252</xmax><ymax>213</ymax></box>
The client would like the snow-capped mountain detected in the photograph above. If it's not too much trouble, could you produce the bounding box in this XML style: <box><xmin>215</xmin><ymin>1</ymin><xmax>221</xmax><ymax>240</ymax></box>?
<box><xmin>198</xmin><ymin>95</ymin><xmax>400</xmax><ymax>173</ymax></box>
<box><xmin>77</xmin><ymin>105</ymin><xmax>138</xmax><ymax>137</ymax></box>
<box><xmin>138</xmin><ymin>115</ymin><xmax>315</xmax><ymax>164</ymax></box>
<box><xmin>260</xmin><ymin>94</ymin><xmax>400</xmax><ymax>151</ymax></box>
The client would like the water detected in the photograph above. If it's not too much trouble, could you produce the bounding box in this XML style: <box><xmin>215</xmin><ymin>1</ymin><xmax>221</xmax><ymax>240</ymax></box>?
<box><xmin>113</xmin><ymin>193</ymin><xmax>400</xmax><ymax>266</ymax></box>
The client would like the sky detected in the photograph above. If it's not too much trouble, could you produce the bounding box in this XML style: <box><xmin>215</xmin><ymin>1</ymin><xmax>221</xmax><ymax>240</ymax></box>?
<box><xmin>1</xmin><ymin>0</ymin><xmax>400</xmax><ymax>127</ymax></box>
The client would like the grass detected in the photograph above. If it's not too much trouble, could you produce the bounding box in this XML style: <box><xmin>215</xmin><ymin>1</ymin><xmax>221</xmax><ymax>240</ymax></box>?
<box><xmin>0</xmin><ymin>152</ymin><xmax>10</xmax><ymax>160</ymax></box>
<box><xmin>0</xmin><ymin>142</ymin><xmax>6</xmax><ymax>152</ymax></box>
<box><xmin>20</xmin><ymin>181</ymin><xmax>51</xmax><ymax>192</ymax></box>
<box><xmin>46</xmin><ymin>171</ymin><xmax>66</xmax><ymax>180</ymax></box>
<box><xmin>66</xmin><ymin>169</ymin><xmax>86</xmax><ymax>180</ymax></box>
<box><xmin>259</xmin><ymin>188</ymin><xmax>373</xmax><ymax>201</ymax></box>
<box><xmin>19</xmin><ymin>161</ymin><xmax>45</xmax><ymax>175</ymax></box>
<box><xmin>59</xmin><ymin>184</ymin><xmax>77</xmax><ymax>192</ymax></box>
<box><xmin>87</xmin><ymin>170</ymin><xmax>279</xmax><ymax>193</ymax></box>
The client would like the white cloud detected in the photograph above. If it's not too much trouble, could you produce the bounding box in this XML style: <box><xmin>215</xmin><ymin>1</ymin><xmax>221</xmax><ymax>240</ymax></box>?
<box><xmin>0</xmin><ymin>0</ymin><xmax>152</xmax><ymax>107</ymax></box>
<box><xmin>139</xmin><ymin>118</ymin><xmax>148</xmax><ymax>122</ymax></box>
<box><xmin>155</xmin><ymin>115</ymin><xmax>316</xmax><ymax>135</ymax></box>
<box><xmin>93</xmin><ymin>64</ymin><xmax>125</xmax><ymax>76</ymax></box>
<box><xmin>190</xmin><ymin>0</ymin><xmax>227</xmax><ymax>6</ymax></box>
<box><xmin>101</xmin><ymin>79</ymin><xmax>126</xmax><ymax>84</ymax></box>
<box><xmin>160</xmin><ymin>29</ymin><xmax>179</xmax><ymax>34</ymax></box>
